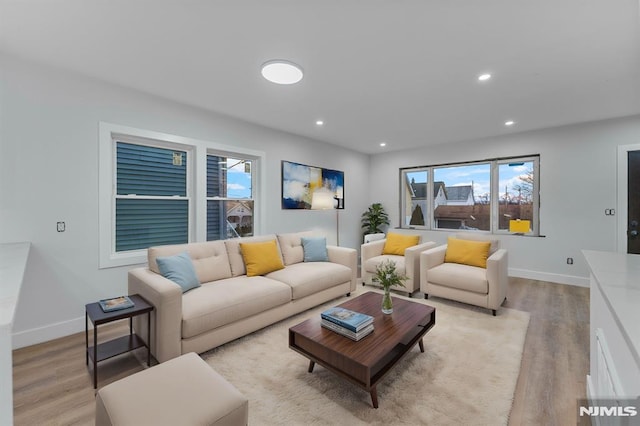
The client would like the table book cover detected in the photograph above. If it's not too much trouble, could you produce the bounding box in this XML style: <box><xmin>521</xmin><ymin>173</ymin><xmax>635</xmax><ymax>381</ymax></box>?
<box><xmin>321</xmin><ymin>307</ymin><xmax>374</xmax><ymax>332</ymax></box>
<box><xmin>321</xmin><ymin>319</ymin><xmax>374</xmax><ymax>341</ymax></box>
<box><xmin>99</xmin><ymin>296</ymin><xmax>134</xmax><ymax>312</ymax></box>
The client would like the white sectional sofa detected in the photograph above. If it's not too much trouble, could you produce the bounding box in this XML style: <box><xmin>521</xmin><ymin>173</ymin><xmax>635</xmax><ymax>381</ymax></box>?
<box><xmin>128</xmin><ymin>231</ymin><xmax>357</xmax><ymax>363</ymax></box>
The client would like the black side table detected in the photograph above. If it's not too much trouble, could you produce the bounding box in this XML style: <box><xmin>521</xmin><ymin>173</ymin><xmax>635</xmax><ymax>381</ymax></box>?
<box><xmin>85</xmin><ymin>294</ymin><xmax>154</xmax><ymax>389</ymax></box>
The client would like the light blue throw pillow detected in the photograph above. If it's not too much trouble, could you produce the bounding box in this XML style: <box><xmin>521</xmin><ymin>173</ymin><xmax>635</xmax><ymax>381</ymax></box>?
<box><xmin>155</xmin><ymin>251</ymin><xmax>200</xmax><ymax>293</ymax></box>
<box><xmin>301</xmin><ymin>237</ymin><xmax>329</xmax><ymax>262</ymax></box>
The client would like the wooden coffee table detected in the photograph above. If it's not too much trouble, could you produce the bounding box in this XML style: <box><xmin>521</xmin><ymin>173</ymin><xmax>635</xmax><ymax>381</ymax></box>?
<box><xmin>288</xmin><ymin>291</ymin><xmax>436</xmax><ymax>408</ymax></box>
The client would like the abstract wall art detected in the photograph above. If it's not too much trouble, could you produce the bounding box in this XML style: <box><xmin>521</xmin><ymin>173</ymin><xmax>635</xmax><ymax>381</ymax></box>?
<box><xmin>281</xmin><ymin>160</ymin><xmax>344</xmax><ymax>210</ymax></box>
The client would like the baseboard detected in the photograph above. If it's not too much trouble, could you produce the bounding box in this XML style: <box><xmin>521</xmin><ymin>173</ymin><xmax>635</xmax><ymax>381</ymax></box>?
<box><xmin>12</xmin><ymin>316</ymin><xmax>85</xmax><ymax>350</ymax></box>
<box><xmin>509</xmin><ymin>268</ymin><xmax>590</xmax><ymax>287</ymax></box>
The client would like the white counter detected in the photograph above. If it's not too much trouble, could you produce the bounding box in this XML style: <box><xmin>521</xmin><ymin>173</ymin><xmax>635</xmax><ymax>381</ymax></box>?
<box><xmin>0</xmin><ymin>242</ymin><xmax>31</xmax><ymax>426</ymax></box>
<box><xmin>583</xmin><ymin>249</ymin><xmax>640</xmax><ymax>401</ymax></box>
<box><xmin>583</xmin><ymin>250</ymin><xmax>640</xmax><ymax>368</ymax></box>
<box><xmin>0</xmin><ymin>242</ymin><xmax>31</xmax><ymax>329</ymax></box>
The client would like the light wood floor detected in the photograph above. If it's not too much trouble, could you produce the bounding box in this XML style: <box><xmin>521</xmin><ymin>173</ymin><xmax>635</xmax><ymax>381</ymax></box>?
<box><xmin>12</xmin><ymin>277</ymin><xmax>589</xmax><ymax>425</ymax></box>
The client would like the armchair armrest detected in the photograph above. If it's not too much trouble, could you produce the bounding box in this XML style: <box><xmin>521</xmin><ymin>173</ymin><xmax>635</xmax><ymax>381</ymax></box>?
<box><xmin>486</xmin><ymin>248</ymin><xmax>508</xmax><ymax>309</ymax></box>
<box><xmin>404</xmin><ymin>241</ymin><xmax>437</xmax><ymax>283</ymax></box>
<box><xmin>419</xmin><ymin>245</ymin><xmax>447</xmax><ymax>291</ymax></box>
<box><xmin>360</xmin><ymin>239</ymin><xmax>385</xmax><ymax>263</ymax></box>
<box><xmin>128</xmin><ymin>268</ymin><xmax>183</xmax><ymax>363</ymax></box>
<box><xmin>364</xmin><ymin>233</ymin><xmax>385</xmax><ymax>243</ymax></box>
<box><xmin>327</xmin><ymin>245</ymin><xmax>358</xmax><ymax>292</ymax></box>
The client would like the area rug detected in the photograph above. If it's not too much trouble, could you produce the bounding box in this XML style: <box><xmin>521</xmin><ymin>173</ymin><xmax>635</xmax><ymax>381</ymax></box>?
<box><xmin>200</xmin><ymin>290</ymin><xmax>530</xmax><ymax>425</ymax></box>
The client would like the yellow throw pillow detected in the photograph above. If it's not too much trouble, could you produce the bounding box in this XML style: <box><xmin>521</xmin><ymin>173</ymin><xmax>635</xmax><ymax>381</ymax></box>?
<box><xmin>444</xmin><ymin>237</ymin><xmax>491</xmax><ymax>268</ymax></box>
<box><xmin>239</xmin><ymin>240</ymin><xmax>285</xmax><ymax>277</ymax></box>
<box><xmin>382</xmin><ymin>233</ymin><xmax>420</xmax><ymax>256</ymax></box>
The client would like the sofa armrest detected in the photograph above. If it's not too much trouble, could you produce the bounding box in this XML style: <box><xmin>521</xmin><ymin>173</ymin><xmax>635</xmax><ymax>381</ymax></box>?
<box><xmin>327</xmin><ymin>245</ymin><xmax>358</xmax><ymax>292</ymax></box>
<box><xmin>419</xmin><ymin>245</ymin><xmax>447</xmax><ymax>291</ymax></box>
<box><xmin>404</xmin><ymin>241</ymin><xmax>437</xmax><ymax>283</ymax></box>
<box><xmin>128</xmin><ymin>268</ymin><xmax>183</xmax><ymax>363</ymax></box>
<box><xmin>486</xmin><ymin>248</ymin><xmax>508</xmax><ymax>309</ymax></box>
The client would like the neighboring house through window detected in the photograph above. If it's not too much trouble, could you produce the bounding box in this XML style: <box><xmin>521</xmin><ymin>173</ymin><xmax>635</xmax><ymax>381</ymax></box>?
<box><xmin>207</xmin><ymin>155</ymin><xmax>254</xmax><ymax>240</ymax></box>
<box><xmin>401</xmin><ymin>155</ymin><xmax>540</xmax><ymax>235</ymax></box>
<box><xmin>99</xmin><ymin>123</ymin><xmax>264</xmax><ymax>268</ymax></box>
<box><xmin>115</xmin><ymin>142</ymin><xmax>190</xmax><ymax>252</ymax></box>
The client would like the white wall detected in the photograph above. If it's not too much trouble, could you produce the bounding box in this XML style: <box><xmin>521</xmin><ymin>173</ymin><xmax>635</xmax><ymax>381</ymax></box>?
<box><xmin>369</xmin><ymin>115</ymin><xmax>640</xmax><ymax>286</ymax></box>
<box><xmin>3</xmin><ymin>50</ymin><xmax>639</xmax><ymax>348</ymax></box>
<box><xmin>0</xmin><ymin>54</ymin><xmax>370</xmax><ymax>348</ymax></box>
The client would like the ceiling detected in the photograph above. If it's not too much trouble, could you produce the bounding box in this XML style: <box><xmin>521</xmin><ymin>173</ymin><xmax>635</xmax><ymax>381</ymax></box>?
<box><xmin>1</xmin><ymin>1</ymin><xmax>640</xmax><ymax>154</ymax></box>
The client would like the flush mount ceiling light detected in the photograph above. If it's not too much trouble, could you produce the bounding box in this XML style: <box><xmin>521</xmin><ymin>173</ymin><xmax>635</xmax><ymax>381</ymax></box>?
<box><xmin>316</xmin><ymin>120</ymin><xmax>324</xmax><ymax>126</ymax></box>
<box><xmin>505</xmin><ymin>120</ymin><xmax>515</xmax><ymax>126</ymax></box>
<box><xmin>380</xmin><ymin>142</ymin><xmax>387</xmax><ymax>147</ymax></box>
<box><xmin>261</xmin><ymin>60</ymin><xmax>304</xmax><ymax>85</ymax></box>
<box><xmin>478</xmin><ymin>73</ymin><xmax>492</xmax><ymax>81</ymax></box>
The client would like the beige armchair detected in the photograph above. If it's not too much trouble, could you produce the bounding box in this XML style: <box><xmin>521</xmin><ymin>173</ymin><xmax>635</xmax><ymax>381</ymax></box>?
<box><xmin>361</xmin><ymin>234</ymin><xmax>436</xmax><ymax>297</ymax></box>
<box><xmin>420</xmin><ymin>233</ymin><xmax>508</xmax><ymax>315</ymax></box>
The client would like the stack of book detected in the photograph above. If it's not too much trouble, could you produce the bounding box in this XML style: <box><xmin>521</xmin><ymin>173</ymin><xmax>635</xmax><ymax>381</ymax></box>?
<box><xmin>320</xmin><ymin>307</ymin><xmax>374</xmax><ymax>341</ymax></box>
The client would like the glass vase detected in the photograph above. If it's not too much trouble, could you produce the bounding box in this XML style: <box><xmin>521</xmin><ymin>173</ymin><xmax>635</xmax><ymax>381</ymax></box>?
<box><xmin>382</xmin><ymin>288</ymin><xmax>393</xmax><ymax>314</ymax></box>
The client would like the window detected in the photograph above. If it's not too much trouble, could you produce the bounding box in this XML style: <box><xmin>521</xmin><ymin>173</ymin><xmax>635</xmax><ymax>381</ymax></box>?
<box><xmin>99</xmin><ymin>123</ymin><xmax>264</xmax><ymax>268</ymax></box>
<box><xmin>400</xmin><ymin>155</ymin><xmax>539</xmax><ymax>235</ymax></box>
<box><xmin>433</xmin><ymin>163</ymin><xmax>491</xmax><ymax>231</ymax></box>
<box><xmin>497</xmin><ymin>160</ymin><xmax>537</xmax><ymax>233</ymax></box>
<box><xmin>207</xmin><ymin>155</ymin><xmax>254</xmax><ymax>240</ymax></box>
<box><xmin>404</xmin><ymin>170</ymin><xmax>428</xmax><ymax>227</ymax></box>
<box><xmin>115</xmin><ymin>142</ymin><xmax>190</xmax><ymax>251</ymax></box>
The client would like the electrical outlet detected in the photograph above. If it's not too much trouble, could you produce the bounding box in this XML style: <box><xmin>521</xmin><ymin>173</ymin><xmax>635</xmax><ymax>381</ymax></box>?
<box><xmin>567</xmin><ymin>257</ymin><xmax>573</xmax><ymax>265</ymax></box>
<box><xmin>56</xmin><ymin>222</ymin><xmax>65</xmax><ymax>232</ymax></box>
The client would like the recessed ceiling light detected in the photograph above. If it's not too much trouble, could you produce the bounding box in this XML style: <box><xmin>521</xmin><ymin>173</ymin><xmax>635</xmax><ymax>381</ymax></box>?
<box><xmin>261</xmin><ymin>60</ymin><xmax>303</xmax><ymax>85</ymax></box>
<box><xmin>505</xmin><ymin>120</ymin><xmax>515</xmax><ymax>126</ymax></box>
<box><xmin>316</xmin><ymin>120</ymin><xmax>324</xmax><ymax>126</ymax></box>
<box><xmin>380</xmin><ymin>142</ymin><xmax>387</xmax><ymax>147</ymax></box>
<box><xmin>478</xmin><ymin>73</ymin><xmax>492</xmax><ymax>81</ymax></box>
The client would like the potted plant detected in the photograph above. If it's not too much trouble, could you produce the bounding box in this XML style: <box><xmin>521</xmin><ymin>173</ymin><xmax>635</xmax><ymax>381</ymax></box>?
<box><xmin>373</xmin><ymin>259</ymin><xmax>407</xmax><ymax>314</ymax></box>
<box><xmin>361</xmin><ymin>203</ymin><xmax>390</xmax><ymax>240</ymax></box>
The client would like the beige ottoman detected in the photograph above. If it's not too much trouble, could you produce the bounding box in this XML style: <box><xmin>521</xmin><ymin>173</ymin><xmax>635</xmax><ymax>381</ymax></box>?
<box><xmin>95</xmin><ymin>352</ymin><xmax>248</xmax><ymax>426</ymax></box>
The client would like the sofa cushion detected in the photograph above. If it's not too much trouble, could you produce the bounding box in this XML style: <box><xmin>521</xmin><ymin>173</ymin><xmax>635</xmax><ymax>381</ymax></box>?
<box><xmin>277</xmin><ymin>231</ymin><xmax>314</xmax><ymax>265</ymax></box>
<box><xmin>301</xmin><ymin>237</ymin><xmax>329</xmax><ymax>262</ymax></box>
<box><xmin>428</xmin><ymin>262</ymin><xmax>488</xmax><ymax>294</ymax></box>
<box><xmin>445</xmin><ymin>237</ymin><xmax>491</xmax><ymax>268</ymax></box>
<box><xmin>382</xmin><ymin>233</ymin><xmax>420</xmax><ymax>255</ymax></box>
<box><xmin>363</xmin><ymin>254</ymin><xmax>406</xmax><ymax>275</ymax></box>
<box><xmin>224</xmin><ymin>234</ymin><xmax>281</xmax><ymax>277</ymax></box>
<box><xmin>156</xmin><ymin>252</ymin><xmax>201</xmax><ymax>293</ymax></box>
<box><xmin>181</xmin><ymin>276</ymin><xmax>291</xmax><ymax>338</ymax></box>
<box><xmin>266</xmin><ymin>262</ymin><xmax>351</xmax><ymax>300</ymax></box>
<box><xmin>239</xmin><ymin>240</ymin><xmax>285</xmax><ymax>276</ymax></box>
<box><xmin>149</xmin><ymin>241</ymin><xmax>232</xmax><ymax>283</ymax></box>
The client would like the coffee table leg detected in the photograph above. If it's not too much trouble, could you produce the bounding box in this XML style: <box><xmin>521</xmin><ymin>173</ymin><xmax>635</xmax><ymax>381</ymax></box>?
<box><xmin>370</xmin><ymin>386</ymin><xmax>379</xmax><ymax>409</ymax></box>
<box><xmin>308</xmin><ymin>361</ymin><xmax>315</xmax><ymax>373</ymax></box>
<box><xmin>419</xmin><ymin>338</ymin><xmax>424</xmax><ymax>353</ymax></box>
